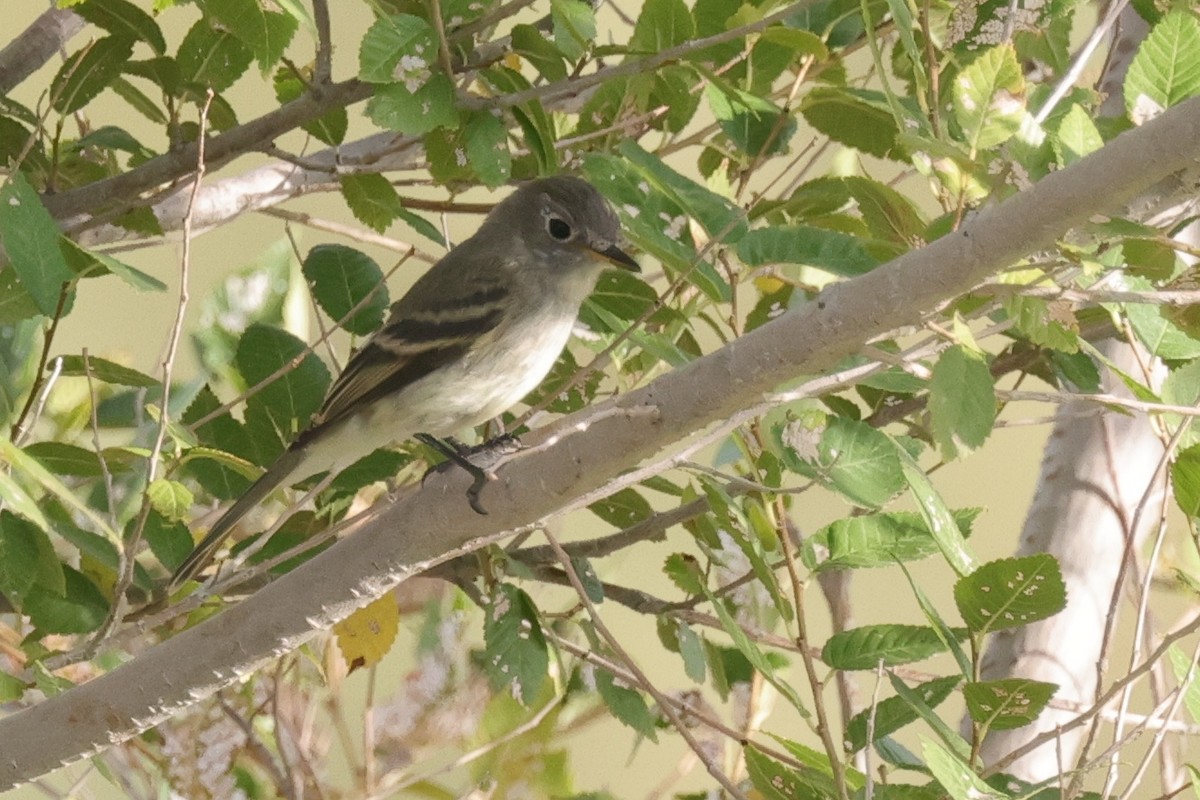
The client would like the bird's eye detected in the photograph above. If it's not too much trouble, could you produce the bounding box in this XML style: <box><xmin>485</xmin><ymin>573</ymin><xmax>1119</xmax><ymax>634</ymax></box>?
<box><xmin>547</xmin><ymin>216</ymin><xmax>573</xmax><ymax>241</ymax></box>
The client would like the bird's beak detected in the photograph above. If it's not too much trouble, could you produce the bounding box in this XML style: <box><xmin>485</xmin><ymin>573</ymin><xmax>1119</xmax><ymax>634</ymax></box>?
<box><xmin>592</xmin><ymin>242</ymin><xmax>640</xmax><ymax>272</ymax></box>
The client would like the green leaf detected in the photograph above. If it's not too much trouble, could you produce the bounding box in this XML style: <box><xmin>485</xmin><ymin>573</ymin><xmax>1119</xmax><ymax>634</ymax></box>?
<box><xmin>595</xmin><ymin>667</ymin><xmax>658</xmax><ymax>740</ymax></box>
<box><xmin>737</xmin><ymin>225</ymin><xmax>880</xmax><ymax>277</ymax></box>
<box><xmin>0</xmin><ymin>510</ymin><xmax>64</xmax><ymax>602</ymax></box>
<box><xmin>844</xmin><ymin>675</ymin><xmax>961</xmax><ymax>752</ymax></box>
<box><xmin>511</xmin><ymin>24</ymin><xmax>567</xmax><ymax>82</ymax></box>
<box><xmin>803</xmin><ymin>508</ymin><xmax>982</xmax><ymax>571</ymax></box>
<box><xmin>588</xmin><ymin>488</ymin><xmax>652</xmax><ymax>529</ymax></box>
<box><xmin>929</xmin><ymin>345</ymin><xmax>996</xmax><ymax>459</ymax></box>
<box><xmin>339</xmin><ymin>173</ymin><xmax>404</xmax><ymax>234</ymax></box>
<box><xmin>617</xmin><ymin>139</ymin><xmax>747</xmax><ymax>244</ymax></box>
<box><xmin>464</xmin><ymin>111</ymin><xmax>511</xmax><ymax>188</ymax></box>
<box><xmin>1126</xmin><ymin>299</ymin><xmax>1200</xmax><ymax>360</ymax></box>
<box><xmin>801</xmin><ymin>87</ymin><xmax>900</xmax><ymax>158</ymax></box>
<box><xmin>0</xmin><ymin>671</ymin><xmax>24</xmax><ymax>703</ymax></box>
<box><xmin>954</xmin><ymin>554</ymin><xmax>1067</xmax><ymax>636</ymax></box>
<box><xmin>51</xmin><ymin>35</ymin><xmax>134</xmax><ymax>114</ymax></box>
<box><xmin>302</xmin><ymin>244</ymin><xmax>388</xmax><ymax>336</ymax></box>
<box><xmin>0</xmin><ymin>172</ymin><xmax>75</xmax><ymax>316</ymax></box>
<box><xmin>781</xmin><ymin>417</ymin><xmax>904</xmax><ymax>508</ymax></box>
<box><xmin>24</xmin><ymin>566</ymin><xmax>109</xmax><ymax>634</ymax></box>
<box><xmin>146</xmin><ymin>478</ymin><xmax>194</xmax><ymax>523</ymax></box>
<box><xmin>0</xmin><ymin>437</ymin><xmax>116</xmax><ymax>542</ymax></box>
<box><xmin>483</xmin><ymin>584</ymin><xmax>548</xmax><ymax>705</ymax></box>
<box><xmin>1173</xmin><ymin>443</ymin><xmax>1200</xmax><ymax>517</ymax></box>
<box><xmin>1125</xmin><ymin>10</ymin><xmax>1200</xmax><ymax>122</ymax></box>
<box><xmin>550</xmin><ymin>0</ymin><xmax>596</xmax><ymax>61</ymax></box>
<box><xmin>143</xmin><ymin>509</ymin><xmax>194</xmax><ymax>572</ymax></box>
<box><xmin>60</xmin><ymin>238</ymin><xmax>168</xmax><ymax>292</ymax></box>
<box><xmin>1167</xmin><ymin>644</ymin><xmax>1200</xmax><ymax>723</ymax></box>
<box><xmin>963</xmin><ymin>678</ymin><xmax>1057</xmax><ymax>730</ymax></box>
<box><xmin>630</xmin><ymin>0</ymin><xmax>694</xmax><ymax>53</ymax></box>
<box><xmin>706</xmin><ymin>81</ymin><xmax>795</xmax><ymax>157</ymax></box>
<box><xmin>358</xmin><ymin>14</ymin><xmax>437</xmax><ymax>83</ymax></box>
<box><xmin>1005</xmin><ymin>294</ymin><xmax>1081</xmax><ymax>353</ymax></box>
<box><xmin>205</xmin><ymin>0</ymin><xmax>298</xmax><ymax>71</ymax></box>
<box><xmin>75</xmin><ymin>0</ymin><xmax>166</xmax><ymax>54</ymax></box>
<box><xmin>479</xmin><ymin>66</ymin><xmax>557</xmax><ymax>173</ymax></box>
<box><xmin>896</xmin><ymin>444</ymin><xmax>976</xmax><ymax>576</ymax></box>
<box><xmin>176</xmin><ymin>18</ymin><xmax>254</xmax><ymax>91</ymax></box>
<box><xmin>24</xmin><ymin>442</ymin><xmax>107</xmax><ymax>477</ymax></box>
<box><xmin>236</xmin><ymin>324</ymin><xmax>330</xmax><ymax>453</ymax></box>
<box><xmin>822</xmin><ymin>624</ymin><xmax>953</xmax><ymax>670</ymax></box>
<box><xmin>1054</xmin><ymin>103</ymin><xmax>1104</xmax><ymax>166</ymax></box>
<box><xmin>55</xmin><ymin>354</ymin><xmax>159</xmax><ymax>387</ymax></box>
<box><xmin>274</xmin><ymin>69</ymin><xmax>347</xmax><ymax>145</ymax></box>
<box><xmin>366</xmin><ymin>75</ymin><xmax>457</xmax><ymax>136</ymax></box>
<box><xmin>921</xmin><ymin>737</ymin><xmax>998</xmax><ymax>800</ymax></box>
<box><xmin>745</xmin><ymin>746</ymin><xmax>827</xmax><ymax>800</ymax></box>
<box><xmin>953</xmin><ymin>44</ymin><xmax>1026</xmax><ymax>151</ymax></box>
<box><xmin>889</xmin><ymin>672</ymin><xmax>972</xmax><ymax>761</ymax></box>
<box><xmin>897</xmin><ymin>559</ymin><xmax>973</xmax><ymax>678</ymax></box>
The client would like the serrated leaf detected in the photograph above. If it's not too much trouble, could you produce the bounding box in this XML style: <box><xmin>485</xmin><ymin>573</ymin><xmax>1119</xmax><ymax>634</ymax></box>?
<box><xmin>783</xmin><ymin>417</ymin><xmax>904</xmax><ymax>508</ymax></box>
<box><xmin>143</xmin><ymin>509</ymin><xmax>194</xmax><ymax>572</ymax></box>
<box><xmin>24</xmin><ymin>442</ymin><xmax>107</xmax><ymax>477</ymax></box>
<box><xmin>0</xmin><ymin>439</ymin><xmax>116</xmax><ymax>541</ymax></box>
<box><xmin>483</xmin><ymin>584</ymin><xmax>548</xmax><ymax>705</ymax></box>
<box><xmin>0</xmin><ymin>671</ymin><xmax>24</xmax><ymax>703</ymax></box>
<box><xmin>205</xmin><ymin>0</ymin><xmax>297</xmax><ymax>71</ymax></box>
<box><xmin>146</xmin><ymin>478</ymin><xmax>193</xmax><ymax>522</ymax></box>
<box><xmin>954</xmin><ymin>554</ymin><xmax>1067</xmax><ymax>636</ymax></box>
<box><xmin>922</xmin><ymin>737</ymin><xmax>1001</xmax><ymax>800</ymax></box>
<box><xmin>801</xmin><ymin>87</ymin><xmax>900</xmax><ymax>158</ymax></box>
<box><xmin>896</xmin><ymin>444</ymin><xmax>976</xmax><ymax>576</ymax></box>
<box><xmin>302</xmin><ymin>244</ymin><xmax>388</xmax><ymax>335</ymax></box>
<box><xmin>1167</xmin><ymin>644</ymin><xmax>1200</xmax><ymax>724</ymax></box>
<box><xmin>1054</xmin><ymin>103</ymin><xmax>1103</xmax><ymax>165</ymax></box>
<box><xmin>23</xmin><ymin>566</ymin><xmax>109</xmax><ymax>634</ymax></box>
<box><xmin>929</xmin><ymin>345</ymin><xmax>996</xmax><ymax>459</ymax></box>
<box><xmin>60</xmin><ymin>238</ymin><xmax>168</xmax><ymax>292</ymax></box>
<box><xmin>588</xmin><ymin>488</ymin><xmax>652</xmax><ymax>529</ymax></box>
<box><xmin>1126</xmin><ymin>299</ymin><xmax>1200</xmax><ymax>360</ymax></box>
<box><xmin>845</xmin><ymin>675</ymin><xmax>961</xmax><ymax>752</ymax></box>
<box><xmin>630</xmin><ymin>0</ymin><xmax>694</xmax><ymax>53</ymax></box>
<box><xmin>176</xmin><ymin>18</ymin><xmax>253</xmax><ymax>91</ymax></box>
<box><xmin>511</xmin><ymin>24</ymin><xmax>567</xmax><ymax>82</ymax></box>
<box><xmin>464</xmin><ymin>111</ymin><xmax>511</xmax><ymax>187</ymax></box>
<box><xmin>367</xmin><ymin>74</ymin><xmax>457</xmax><ymax>136</ymax></box>
<box><xmin>236</xmin><ymin>324</ymin><xmax>331</xmax><ymax>452</ymax></box>
<box><xmin>953</xmin><ymin>44</ymin><xmax>1026</xmax><ymax>151</ymax></box>
<box><xmin>51</xmin><ymin>35</ymin><xmax>134</xmax><ymax>114</ymax></box>
<box><xmin>595</xmin><ymin>668</ymin><xmax>657</xmax><ymax>740</ymax></box>
<box><xmin>706</xmin><ymin>81</ymin><xmax>795</xmax><ymax>157</ymax></box>
<box><xmin>550</xmin><ymin>0</ymin><xmax>596</xmax><ymax>60</ymax></box>
<box><xmin>0</xmin><ymin>510</ymin><xmax>64</xmax><ymax>602</ymax></box>
<box><xmin>804</xmin><ymin>508</ymin><xmax>982</xmax><ymax>571</ymax></box>
<box><xmin>1173</xmin><ymin>443</ymin><xmax>1200</xmax><ymax>517</ymax></box>
<box><xmin>617</xmin><ymin>139</ymin><xmax>747</xmax><ymax>244</ymax></box>
<box><xmin>1125</xmin><ymin>10</ymin><xmax>1200</xmax><ymax>123</ymax></box>
<box><xmin>963</xmin><ymin>678</ymin><xmax>1057</xmax><ymax>730</ymax></box>
<box><xmin>822</xmin><ymin>624</ymin><xmax>952</xmax><ymax>670</ymax></box>
<box><xmin>745</xmin><ymin>746</ymin><xmax>826</xmax><ymax>800</ymax></box>
<box><xmin>737</xmin><ymin>225</ymin><xmax>880</xmax><ymax>276</ymax></box>
<box><xmin>75</xmin><ymin>0</ymin><xmax>166</xmax><ymax>54</ymax></box>
<box><xmin>0</xmin><ymin>172</ymin><xmax>74</xmax><ymax>317</ymax></box>
<box><xmin>55</xmin><ymin>354</ymin><xmax>158</xmax><ymax>387</ymax></box>
<box><xmin>339</xmin><ymin>173</ymin><xmax>404</xmax><ymax>234</ymax></box>
<box><xmin>358</xmin><ymin>14</ymin><xmax>437</xmax><ymax>83</ymax></box>
<box><xmin>334</xmin><ymin>593</ymin><xmax>401</xmax><ymax>672</ymax></box>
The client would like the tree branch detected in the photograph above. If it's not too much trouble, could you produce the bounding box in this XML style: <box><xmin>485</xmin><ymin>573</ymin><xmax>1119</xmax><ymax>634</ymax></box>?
<box><xmin>0</xmin><ymin>8</ymin><xmax>84</xmax><ymax>94</ymax></box>
<box><xmin>2</xmin><ymin>92</ymin><xmax>1200</xmax><ymax>792</ymax></box>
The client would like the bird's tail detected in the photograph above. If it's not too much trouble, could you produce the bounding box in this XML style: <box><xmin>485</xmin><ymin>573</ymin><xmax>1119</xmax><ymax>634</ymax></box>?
<box><xmin>169</xmin><ymin>446</ymin><xmax>309</xmax><ymax>591</ymax></box>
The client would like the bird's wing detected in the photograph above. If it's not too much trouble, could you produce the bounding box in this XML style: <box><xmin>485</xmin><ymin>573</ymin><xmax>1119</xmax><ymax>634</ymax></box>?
<box><xmin>299</xmin><ymin>274</ymin><xmax>511</xmax><ymax>442</ymax></box>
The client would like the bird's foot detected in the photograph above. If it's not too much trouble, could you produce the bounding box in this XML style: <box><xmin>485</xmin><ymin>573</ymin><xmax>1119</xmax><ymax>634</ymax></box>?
<box><xmin>416</xmin><ymin>433</ymin><xmax>523</xmax><ymax>514</ymax></box>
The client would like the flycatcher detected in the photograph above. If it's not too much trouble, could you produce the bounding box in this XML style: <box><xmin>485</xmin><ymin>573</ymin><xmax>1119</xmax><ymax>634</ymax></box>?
<box><xmin>171</xmin><ymin>176</ymin><xmax>639</xmax><ymax>589</ymax></box>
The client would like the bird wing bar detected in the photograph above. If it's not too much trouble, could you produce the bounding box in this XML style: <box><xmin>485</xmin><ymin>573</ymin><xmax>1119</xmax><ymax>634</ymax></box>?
<box><xmin>297</xmin><ymin>286</ymin><xmax>509</xmax><ymax>443</ymax></box>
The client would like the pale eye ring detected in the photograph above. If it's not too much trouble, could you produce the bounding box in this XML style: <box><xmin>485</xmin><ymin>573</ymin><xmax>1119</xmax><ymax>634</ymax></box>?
<box><xmin>547</xmin><ymin>216</ymin><xmax>573</xmax><ymax>241</ymax></box>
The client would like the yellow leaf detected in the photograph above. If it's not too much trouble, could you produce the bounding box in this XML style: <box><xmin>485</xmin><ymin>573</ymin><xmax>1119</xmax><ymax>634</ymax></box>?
<box><xmin>333</xmin><ymin>594</ymin><xmax>400</xmax><ymax>672</ymax></box>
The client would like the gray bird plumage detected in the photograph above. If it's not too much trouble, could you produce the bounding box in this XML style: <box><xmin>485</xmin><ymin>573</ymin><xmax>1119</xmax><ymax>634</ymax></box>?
<box><xmin>170</xmin><ymin>176</ymin><xmax>638</xmax><ymax>589</ymax></box>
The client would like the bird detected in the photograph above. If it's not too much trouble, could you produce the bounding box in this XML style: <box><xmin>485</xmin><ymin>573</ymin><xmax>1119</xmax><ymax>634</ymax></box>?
<box><xmin>169</xmin><ymin>175</ymin><xmax>639</xmax><ymax>589</ymax></box>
